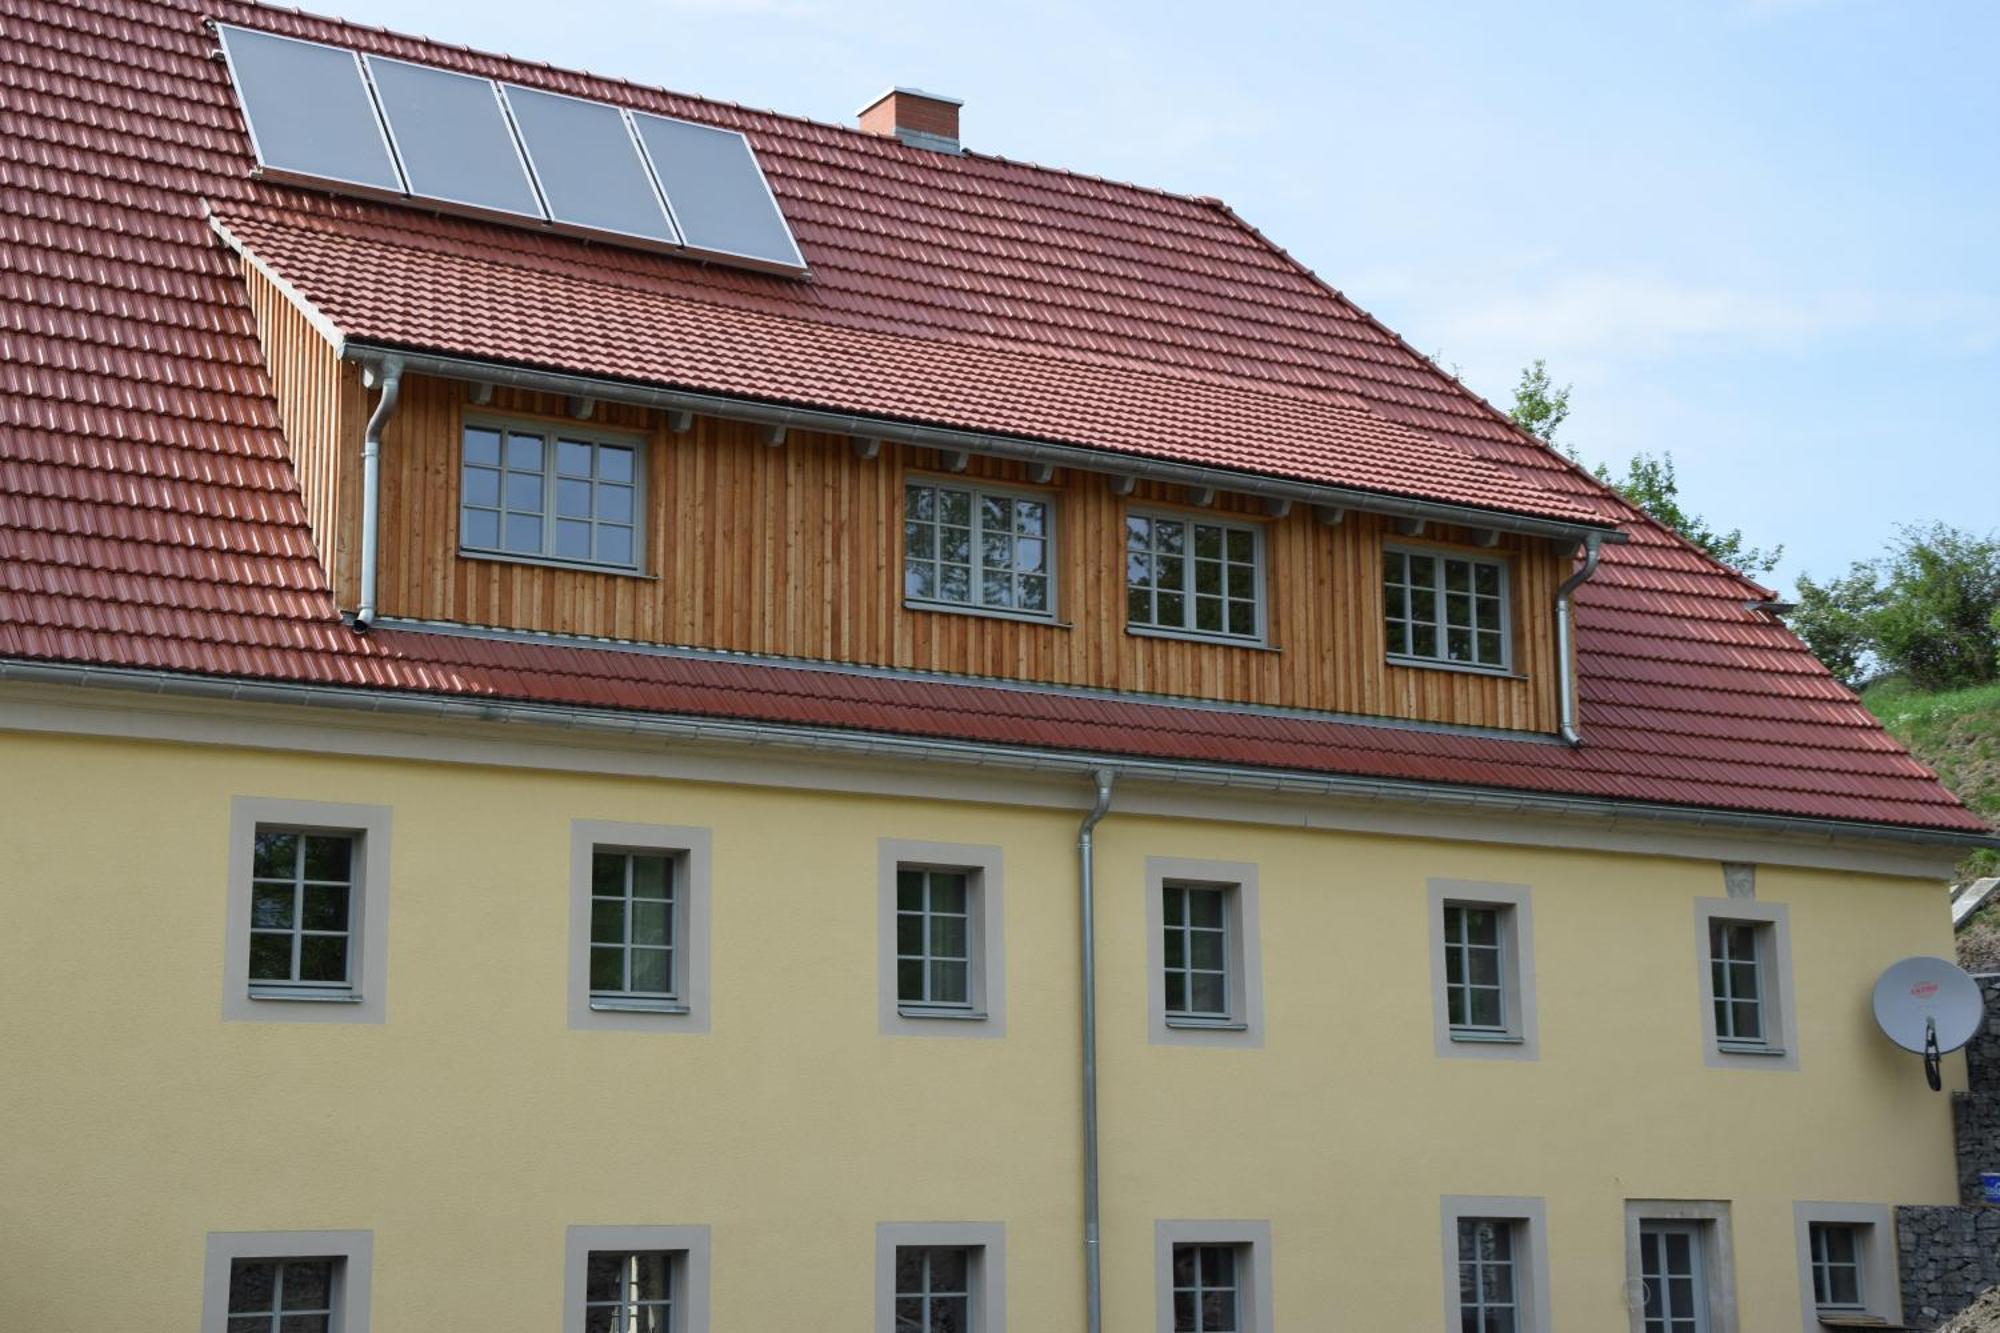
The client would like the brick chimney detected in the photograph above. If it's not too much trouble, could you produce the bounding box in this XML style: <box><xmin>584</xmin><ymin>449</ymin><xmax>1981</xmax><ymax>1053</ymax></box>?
<box><xmin>857</xmin><ymin>87</ymin><xmax>963</xmax><ymax>154</ymax></box>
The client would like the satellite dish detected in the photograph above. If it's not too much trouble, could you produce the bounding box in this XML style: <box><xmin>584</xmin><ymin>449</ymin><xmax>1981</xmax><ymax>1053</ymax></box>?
<box><xmin>1872</xmin><ymin>956</ymin><xmax>1986</xmax><ymax>1091</ymax></box>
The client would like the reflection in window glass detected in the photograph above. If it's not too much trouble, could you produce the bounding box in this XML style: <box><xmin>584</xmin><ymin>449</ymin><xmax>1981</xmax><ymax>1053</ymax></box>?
<box><xmin>1127</xmin><ymin>515</ymin><xmax>1259</xmax><ymax>639</ymax></box>
<box><xmin>461</xmin><ymin>423</ymin><xmax>639</xmax><ymax>568</ymax></box>
<box><xmin>1384</xmin><ymin>549</ymin><xmax>1506</xmax><ymax>668</ymax></box>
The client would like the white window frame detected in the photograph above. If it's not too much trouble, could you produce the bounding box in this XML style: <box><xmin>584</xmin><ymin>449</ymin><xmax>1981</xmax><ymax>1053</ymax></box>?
<box><xmin>563</xmin><ymin>1225</ymin><xmax>710</xmax><ymax>1333</ymax></box>
<box><xmin>1153</xmin><ymin>1220</ymin><xmax>1273</xmax><ymax>1333</ymax></box>
<box><xmin>875</xmin><ymin>1222</ymin><xmax>1006</xmax><ymax>1333</ymax></box>
<box><xmin>878</xmin><ymin>839</ymin><xmax>1006</xmax><ymax>1038</ymax></box>
<box><xmin>224</xmin><ymin>797</ymin><xmax>392</xmax><ymax>1025</ymax></box>
<box><xmin>459</xmin><ymin>414</ymin><xmax>647</xmax><ymax>574</ymax></box>
<box><xmin>1124</xmin><ymin>509</ymin><xmax>1267</xmax><ymax>645</ymax></box>
<box><xmin>1440</xmin><ymin>1197</ymin><xmax>1550</xmax><ymax>1333</ymax></box>
<box><xmin>1693</xmin><ymin>898</ymin><xmax>1797</xmax><ymax>1070</ymax></box>
<box><xmin>1624</xmin><ymin>1201</ymin><xmax>1736</xmax><ymax>1333</ymax></box>
<box><xmin>202</xmin><ymin>1230</ymin><xmax>372</xmax><ymax>1333</ymax></box>
<box><xmin>1145</xmin><ymin>857</ymin><xmax>1263</xmax><ymax>1048</ymax></box>
<box><xmin>1384</xmin><ymin>544</ymin><xmax>1512</xmax><ymax>673</ymax></box>
<box><xmin>1427</xmin><ymin>878</ymin><xmax>1538</xmax><ymax>1060</ymax></box>
<box><xmin>1791</xmin><ymin>1203</ymin><xmax>1899</xmax><ymax>1331</ymax></box>
<box><xmin>902</xmin><ymin>476</ymin><xmax>1059</xmax><ymax>624</ymax></box>
<box><xmin>569</xmin><ymin>820</ymin><xmax>712</xmax><ymax>1033</ymax></box>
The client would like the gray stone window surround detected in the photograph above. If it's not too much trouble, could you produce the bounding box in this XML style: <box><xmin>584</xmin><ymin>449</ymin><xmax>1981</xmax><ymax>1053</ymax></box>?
<box><xmin>874</xmin><ymin>1221</ymin><xmax>1006</xmax><ymax>1333</ymax></box>
<box><xmin>1439</xmin><ymin>1196</ymin><xmax>1550</xmax><ymax>1333</ymax></box>
<box><xmin>878</xmin><ymin>838</ymin><xmax>1007</xmax><ymax>1038</ymax></box>
<box><xmin>1426</xmin><ymin>877</ymin><xmax>1538</xmax><ymax>1060</ymax></box>
<box><xmin>1153</xmin><ymin>1219</ymin><xmax>1274</xmax><ymax>1333</ymax></box>
<box><xmin>569</xmin><ymin>820</ymin><xmax>712</xmax><ymax>1033</ymax></box>
<box><xmin>563</xmin><ymin>1225</ymin><xmax>711</xmax><ymax>1333</ymax></box>
<box><xmin>224</xmin><ymin>797</ymin><xmax>392</xmax><ymax>1024</ymax></box>
<box><xmin>1623</xmin><ymin>1200</ymin><xmax>1737</xmax><ymax>1333</ymax></box>
<box><xmin>202</xmin><ymin>1229</ymin><xmax>373</xmax><ymax>1333</ymax></box>
<box><xmin>1145</xmin><ymin>856</ymin><xmax>1264</xmax><ymax>1048</ymax></box>
<box><xmin>1791</xmin><ymin>1201</ymin><xmax>1899</xmax><ymax>1330</ymax></box>
<box><xmin>1693</xmin><ymin>896</ymin><xmax>1798</xmax><ymax>1070</ymax></box>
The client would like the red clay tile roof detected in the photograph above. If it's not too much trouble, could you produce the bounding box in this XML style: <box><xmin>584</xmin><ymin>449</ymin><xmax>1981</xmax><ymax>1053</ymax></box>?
<box><xmin>0</xmin><ymin>0</ymin><xmax>1988</xmax><ymax>838</ymax></box>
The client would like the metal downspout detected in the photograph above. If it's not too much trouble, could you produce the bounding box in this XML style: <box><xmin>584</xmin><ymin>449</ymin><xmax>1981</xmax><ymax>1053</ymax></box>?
<box><xmin>353</xmin><ymin>357</ymin><xmax>403</xmax><ymax>632</ymax></box>
<box><xmin>1077</xmin><ymin>768</ymin><xmax>1116</xmax><ymax>1333</ymax></box>
<box><xmin>1555</xmin><ymin>534</ymin><xmax>1604</xmax><ymax>746</ymax></box>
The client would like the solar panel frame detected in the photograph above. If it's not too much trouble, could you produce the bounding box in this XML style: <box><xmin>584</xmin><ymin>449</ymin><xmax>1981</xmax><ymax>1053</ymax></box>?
<box><xmin>631</xmin><ymin>112</ymin><xmax>807</xmax><ymax>274</ymax></box>
<box><xmin>217</xmin><ymin>25</ymin><xmax>407</xmax><ymax>198</ymax></box>
<box><xmin>499</xmin><ymin>84</ymin><xmax>682</xmax><ymax>248</ymax></box>
<box><xmin>363</xmin><ymin>55</ymin><xmax>546</xmax><ymax>222</ymax></box>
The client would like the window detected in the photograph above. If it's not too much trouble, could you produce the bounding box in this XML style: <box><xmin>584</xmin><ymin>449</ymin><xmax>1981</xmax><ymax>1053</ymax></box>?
<box><xmin>897</xmin><ymin>868</ymin><xmax>972</xmax><ymax>1010</ymax></box>
<box><xmin>895</xmin><ymin>1247</ymin><xmax>973</xmax><ymax>1332</ymax></box>
<box><xmin>461</xmin><ymin>420</ymin><xmax>641</xmax><ymax>570</ymax></box>
<box><xmin>1693</xmin><ymin>898</ymin><xmax>1796</xmax><ymax>1070</ymax></box>
<box><xmin>1171</xmin><ymin>1245</ymin><xmax>1240</xmax><ymax>1332</ymax></box>
<box><xmin>1708</xmin><ymin>919</ymin><xmax>1765</xmax><ymax>1047</ymax></box>
<box><xmin>1456</xmin><ymin>1220</ymin><xmax>1518</xmax><ymax>1333</ymax></box>
<box><xmin>1146</xmin><ymin>858</ymin><xmax>1263</xmax><ymax>1048</ymax></box>
<box><xmin>1153</xmin><ymin>1222</ymin><xmax>1270</xmax><ymax>1333</ymax></box>
<box><xmin>225</xmin><ymin>798</ymin><xmax>391</xmax><ymax>1024</ymax></box>
<box><xmin>1162</xmin><ymin>884</ymin><xmax>1230</xmax><ymax>1021</ymax></box>
<box><xmin>565</xmin><ymin>1227</ymin><xmax>709</xmax><ymax>1333</ymax></box>
<box><xmin>202</xmin><ymin>1231</ymin><xmax>372</xmax><ymax>1333</ymax></box>
<box><xmin>1807</xmin><ymin>1224</ymin><xmax>1861</xmax><ymax>1312</ymax></box>
<box><xmin>1792</xmin><ymin>1204</ymin><xmax>1897</xmax><ymax>1331</ymax></box>
<box><xmin>878</xmin><ymin>840</ymin><xmax>1007</xmax><ymax>1038</ymax></box>
<box><xmin>1623</xmin><ymin>1202</ymin><xmax>1734</xmax><ymax>1333</ymax></box>
<box><xmin>1428</xmin><ymin>879</ymin><xmax>1538</xmax><ymax>1060</ymax></box>
<box><xmin>903</xmin><ymin>480</ymin><xmax>1054</xmax><ymax>618</ymax></box>
<box><xmin>1384</xmin><ymin>548</ymin><xmax>1508</xmax><ymax>670</ymax></box>
<box><xmin>1441</xmin><ymin>1197</ymin><xmax>1548</xmax><ymax>1333</ymax></box>
<box><xmin>584</xmin><ymin>1252</ymin><xmax>673</xmax><ymax>1333</ymax></box>
<box><xmin>875</xmin><ymin>1223</ymin><xmax>1004</xmax><ymax>1333</ymax></box>
<box><xmin>249</xmin><ymin>829</ymin><xmax>355</xmax><ymax>996</ymax></box>
<box><xmin>569</xmin><ymin>821</ymin><xmax>712</xmax><ymax>1033</ymax></box>
<box><xmin>591</xmin><ymin>849</ymin><xmax>679</xmax><ymax>1005</ymax></box>
<box><xmin>1125</xmin><ymin>513</ymin><xmax>1262</xmax><ymax>641</ymax></box>
<box><xmin>226</xmin><ymin>1258</ymin><xmax>337</xmax><ymax>1333</ymax></box>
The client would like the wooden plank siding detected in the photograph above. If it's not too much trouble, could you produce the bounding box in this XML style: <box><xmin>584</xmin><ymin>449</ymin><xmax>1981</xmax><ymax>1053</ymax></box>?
<box><xmin>252</xmin><ymin>305</ymin><xmax>1565</xmax><ymax>731</ymax></box>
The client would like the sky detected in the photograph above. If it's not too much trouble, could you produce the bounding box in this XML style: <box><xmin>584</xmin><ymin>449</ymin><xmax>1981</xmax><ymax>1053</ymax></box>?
<box><xmin>325</xmin><ymin>0</ymin><xmax>1998</xmax><ymax>592</ymax></box>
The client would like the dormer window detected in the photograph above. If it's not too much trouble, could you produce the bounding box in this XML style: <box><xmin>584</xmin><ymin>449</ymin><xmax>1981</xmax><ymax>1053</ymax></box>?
<box><xmin>460</xmin><ymin>420</ymin><xmax>642</xmax><ymax>571</ymax></box>
<box><xmin>903</xmin><ymin>480</ymin><xmax>1055</xmax><ymax>620</ymax></box>
<box><xmin>1384</xmin><ymin>548</ymin><xmax>1509</xmax><ymax>670</ymax></box>
<box><xmin>1125</xmin><ymin>513</ymin><xmax>1264</xmax><ymax>643</ymax></box>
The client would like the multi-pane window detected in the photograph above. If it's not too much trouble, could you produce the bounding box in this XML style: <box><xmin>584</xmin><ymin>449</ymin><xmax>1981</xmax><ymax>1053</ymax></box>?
<box><xmin>1126</xmin><ymin>514</ymin><xmax>1260</xmax><ymax>640</ymax></box>
<box><xmin>1170</xmin><ymin>1244</ymin><xmax>1240</xmax><ymax>1333</ymax></box>
<box><xmin>461</xmin><ymin>422</ymin><xmax>639</xmax><ymax>569</ymax></box>
<box><xmin>1809</xmin><ymin>1222</ymin><xmax>1864</xmax><ymax>1311</ymax></box>
<box><xmin>226</xmin><ymin>1258</ymin><xmax>336</xmax><ymax>1333</ymax></box>
<box><xmin>1163</xmin><ymin>884</ymin><xmax>1230</xmax><ymax>1020</ymax></box>
<box><xmin>249</xmin><ymin>829</ymin><xmax>355</xmax><ymax>992</ymax></box>
<box><xmin>1384</xmin><ymin>549</ymin><xmax>1507</xmax><ymax>669</ymax></box>
<box><xmin>903</xmin><ymin>482</ymin><xmax>1053</xmax><ymax>616</ymax></box>
<box><xmin>590</xmin><ymin>850</ymin><xmax>677</xmax><ymax>1002</ymax></box>
<box><xmin>894</xmin><ymin>1246</ymin><xmax>972</xmax><ymax>1333</ymax></box>
<box><xmin>1638</xmin><ymin>1223</ymin><xmax>1708</xmax><ymax>1333</ymax></box>
<box><xmin>1456</xmin><ymin>1219</ymin><xmax>1519</xmax><ymax>1333</ymax></box>
<box><xmin>1443</xmin><ymin>904</ymin><xmax>1506</xmax><ymax>1033</ymax></box>
<box><xmin>897</xmin><ymin>868</ymin><xmax>971</xmax><ymax>1009</ymax></box>
<box><xmin>584</xmin><ymin>1251</ymin><xmax>672</xmax><ymax>1333</ymax></box>
<box><xmin>1708</xmin><ymin>919</ymin><xmax>1765</xmax><ymax>1046</ymax></box>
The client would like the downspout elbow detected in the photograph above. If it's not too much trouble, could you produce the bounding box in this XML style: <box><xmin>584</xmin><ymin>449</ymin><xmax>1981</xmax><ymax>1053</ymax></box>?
<box><xmin>1555</xmin><ymin>534</ymin><xmax>1604</xmax><ymax>747</ymax></box>
<box><xmin>353</xmin><ymin>357</ymin><xmax>403</xmax><ymax>633</ymax></box>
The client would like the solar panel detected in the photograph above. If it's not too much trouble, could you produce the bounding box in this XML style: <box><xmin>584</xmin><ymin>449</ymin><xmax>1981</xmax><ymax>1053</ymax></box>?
<box><xmin>365</xmin><ymin>56</ymin><xmax>543</xmax><ymax>219</ymax></box>
<box><xmin>633</xmin><ymin>113</ymin><xmax>804</xmax><ymax>271</ymax></box>
<box><xmin>217</xmin><ymin>26</ymin><xmax>404</xmax><ymax>195</ymax></box>
<box><xmin>500</xmin><ymin>86</ymin><xmax>678</xmax><ymax>244</ymax></box>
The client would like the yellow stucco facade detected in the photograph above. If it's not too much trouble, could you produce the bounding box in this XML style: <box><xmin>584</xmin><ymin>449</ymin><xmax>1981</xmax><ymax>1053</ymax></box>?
<box><xmin>0</xmin><ymin>706</ymin><xmax>1965</xmax><ymax>1331</ymax></box>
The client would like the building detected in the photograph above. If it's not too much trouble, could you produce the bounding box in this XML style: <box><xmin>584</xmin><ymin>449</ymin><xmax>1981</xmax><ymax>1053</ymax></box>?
<box><xmin>1</xmin><ymin>0</ymin><xmax>1994</xmax><ymax>1329</ymax></box>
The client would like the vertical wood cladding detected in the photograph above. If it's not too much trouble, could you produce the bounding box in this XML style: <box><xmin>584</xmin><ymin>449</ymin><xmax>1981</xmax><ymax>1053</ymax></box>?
<box><xmin>262</xmin><ymin>354</ymin><xmax>1563</xmax><ymax>732</ymax></box>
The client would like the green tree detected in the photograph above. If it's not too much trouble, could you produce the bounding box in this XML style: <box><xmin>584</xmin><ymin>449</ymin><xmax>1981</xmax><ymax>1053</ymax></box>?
<box><xmin>1791</xmin><ymin>564</ymin><xmax>1883</xmax><ymax>688</ymax></box>
<box><xmin>1867</xmin><ymin>524</ymin><xmax>2000</xmax><ymax>691</ymax></box>
<box><xmin>1507</xmin><ymin>361</ymin><xmax>1783</xmax><ymax>577</ymax></box>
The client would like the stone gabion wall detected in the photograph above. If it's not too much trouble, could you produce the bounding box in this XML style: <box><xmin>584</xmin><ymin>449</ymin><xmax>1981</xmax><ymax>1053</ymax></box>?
<box><xmin>1955</xmin><ymin>976</ymin><xmax>2000</xmax><ymax>1205</ymax></box>
<box><xmin>1900</xmin><ymin>1206</ymin><xmax>2000</xmax><ymax>1329</ymax></box>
